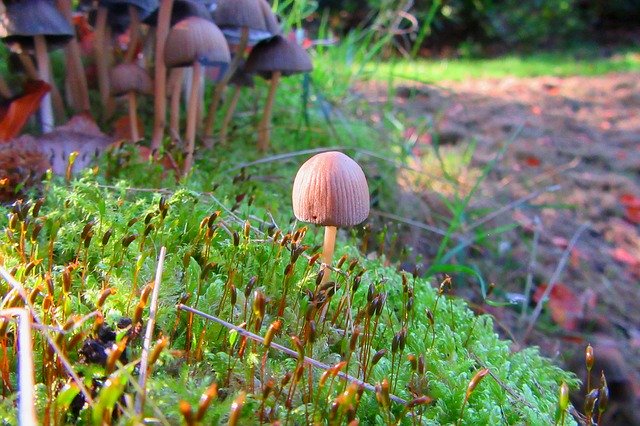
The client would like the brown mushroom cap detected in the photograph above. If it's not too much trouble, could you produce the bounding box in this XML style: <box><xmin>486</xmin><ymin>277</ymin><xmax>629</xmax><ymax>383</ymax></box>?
<box><xmin>245</xmin><ymin>35</ymin><xmax>312</xmax><ymax>79</ymax></box>
<box><xmin>213</xmin><ymin>0</ymin><xmax>281</xmax><ymax>45</ymax></box>
<box><xmin>292</xmin><ymin>151</ymin><xmax>370</xmax><ymax>227</ymax></box>
<box><xmin>164</xmin><ymin>16</ymin><xmax>231</xmax><ymax>68</ymax></box>
<box><xmin>0</xmin><ymin>0</ymin><xmax>74</xmax><ymax>51</ymax></box>
<box><xmin>110</xmin><ymin>63</ymin><xmax>153</xmax><ymax>96</ymax></box>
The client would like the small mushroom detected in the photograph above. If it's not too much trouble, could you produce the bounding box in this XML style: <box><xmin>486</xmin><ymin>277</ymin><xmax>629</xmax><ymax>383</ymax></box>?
<box><xmin>245</xmin><ymin>35</ymin><xmax>312</xmax><ymax>152</ymax></box>
<box><xmin>204</xmin><ymin>0</ymin><xmax>281</xmax><ymax>144</ymax></box>
<box><xmin>292</xmin><ymin>151</ymin><xmax>370</xmax><ymax>283</ymax></box>
<box><xmin>164</xmin><ymin>16</ymin><xmax>230</xmax><ymax>176</ymax></box>
<box><xmin>110</xmin><ymin>63</ymin><xmax>153</xmax><ymax>141</ymax></box>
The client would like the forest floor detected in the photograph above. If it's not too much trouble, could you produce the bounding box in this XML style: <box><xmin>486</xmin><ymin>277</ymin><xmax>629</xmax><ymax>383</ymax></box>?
<box><xmin>354</xmin><ymin>72</ymin><xmax>640</xmax><ymax>424</ymax></box>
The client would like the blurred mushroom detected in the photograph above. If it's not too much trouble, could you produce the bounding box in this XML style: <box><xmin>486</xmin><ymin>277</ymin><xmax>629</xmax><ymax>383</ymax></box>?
<box><xmin>143</xmin><ymin>0</ymin><xmax>210</xmax><ymax>27</ymax></box>
<box><xmin>164</xmin><ymin>16</ymin><xmax>230</xmax><ymax>176</ymax></box>
<box><xmin>245</xmin><ymin>35</ymin><xmax>312</xmax><ymax>151</ymax></box>
<box><xmin>219</xmin><ymin>59</ymin><xmax>253</xmax><ymax>145</ymax></box>
<box><xmin>0</xmin><ymin>0</ymin><xmax>74</xmax><ymax>132</ymax></box>
<box><xmin>204</xmin><ymin>0</ymin><xmax>281</xmax><ymax>145</ymax></box>
<box><xmin>292</xmin><ymin>151</ymin><xmax>370</xmax><ymax>283</ymax></box>
<box><xmin>110</xmin><ymin>63</ymin><xmax>153</xmax><ymax>141</ymax></box>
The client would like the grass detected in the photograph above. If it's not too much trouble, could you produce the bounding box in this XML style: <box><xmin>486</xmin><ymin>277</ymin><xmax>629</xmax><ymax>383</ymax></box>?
<box><xmin>359</xmin><ymin>47</ymin><xmax>640</xmax><ymax>83</ymax></box>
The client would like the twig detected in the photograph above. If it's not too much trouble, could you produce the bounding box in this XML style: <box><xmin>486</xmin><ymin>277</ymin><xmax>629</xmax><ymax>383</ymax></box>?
<box><xmin>522</xmin><ymin>223</ymin><xmax>590</xmax><ymax>340</ymax></box>
<box><xmin>225</xmin><ymin>146</ymin><xmax>347</xmax><ymax>173</ymax></box>
<box><xmin>177</xmin><ymin>304</ymin><xmax>408</xmax><ymax>405</ymax></box>
<box><xmin>0</xmin><ymin>267</ymin><xmax>94</xmax><ymax>405</ymax></box>
<box><xmin>136</xmin><ymin>246</ymin><xmax>167</xmax><ymax>414</ymax></box>
<box><xmin>370</xmin><ymin>209</ymin><xmax>450</xmax><ymax>238</ymax></box>
<box><xmin>520</xmin><ymin>216</ymin><xmax>541</xmax><ymax>324</ymax></box>
<box><xmin>465</xmin><ymin>185</ymin><xmax>561</xmax><ymax>233</ymax></box>
<box><xmin>0</xmin><ymin>308</ymin><xmax>36</xmax><ymax>425</ymax></box>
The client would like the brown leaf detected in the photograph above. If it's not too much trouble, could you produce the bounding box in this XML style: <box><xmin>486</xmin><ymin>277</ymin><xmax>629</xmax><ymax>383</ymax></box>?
<box><xmin>533</xmin><ymin>283</ymin><xmax>583</xmax><ymax>331</ymax></box>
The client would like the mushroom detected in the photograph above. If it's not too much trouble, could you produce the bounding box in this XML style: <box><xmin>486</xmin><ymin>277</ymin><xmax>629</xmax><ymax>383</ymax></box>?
<box><xmin>292</xmin><ymin>151</ymin><xmax>370</xmax><ymax>283</ymax></box>
<box><xmin>245</xmin><ymin>34</ymin><xmax>312</xmax><ymax>151</ymax></box>
<box><xmin>164</xmin><ymin>16</ymin><xmax>230</xmax><ymax>176</ymax></box>
<box><xmin>110</xmin><ymin>63</ymin><xmax>153</xmax><ymax>141</ymax></box>
<box><xmin>0</xmin><ymin>0</ymin><xmax>74</xmax><ymax>132</ymax></box>
<box><xmin>203</xmin><ymin>0</ymin><xmax>280</xmax><ymax>145</ymax></box>
<box><xmin>219</xmin><ymin>59</ymin><xmax>254</xmax><ymax>145</ymax></box>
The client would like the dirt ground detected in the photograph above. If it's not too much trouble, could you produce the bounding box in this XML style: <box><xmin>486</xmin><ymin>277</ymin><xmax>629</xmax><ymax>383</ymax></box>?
<box><xmin>355</xmin><ymin>72</ymin><xmax>640</xmax><ymax>424</ymax></box>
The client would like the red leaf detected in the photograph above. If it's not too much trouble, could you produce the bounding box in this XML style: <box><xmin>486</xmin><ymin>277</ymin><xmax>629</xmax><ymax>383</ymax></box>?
<box><xmin>611</xmin><ymin>247</ymin><xmax>639</xmax><ymax>267</ymax></box>
<box><xmin>533</xmin><ymin>283</ymin><xmax>582</xmax><ymax>331</ymax></box>
<box><xmin>620</xmin><ymin>193</ymin><xmax>640</xmax><ymax>208</ymax></box>
<box><xmin>522</xmin><ymin>155</ymin><xmax>541</xmax><ymax>167</ymax></box>
<box><xmin>625</xmin><ymin>206</ymin><xmax>640</xmax><ymax>224</ymax></box>
<box><xmin>0</xmin><ymin>80</ymin><xmax>51</xmax><ymax>141</ymax></box>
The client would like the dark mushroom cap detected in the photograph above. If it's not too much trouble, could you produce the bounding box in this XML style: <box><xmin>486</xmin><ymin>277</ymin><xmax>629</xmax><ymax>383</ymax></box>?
<box><xmin>164</xmin><ymin>16</ymin><xmax>230</xmax><ymax>68</ymax></box>
<box><xmin>229</xmin><ymin>58</ymin><xmax>254</xmax><ymax>88</ymax></box>
<box><xmin>213</xmin><ymin>0</ymin><xmax>281</xmax><ymax>46</ymax></box>
<box><xmin>102</xmin><ymin>0</ymin><xmax>159</xmax><ymax>13</ymax></box>
<box><xmin>110</xmin><ymin>63</ymin><xmax>153</xmax><ymax>96</ymax></box>
<box><xmin>0</xmin><ymin>0</ymin><xmax>74</xmax><ymax>51</ymax></box>
<box><xmin>292</xmin><ymin>151</ymin><xmax>370</xmax><ymax>227</ymax></box>
<box><xmin>245</xmin><ymin>35</ymin><xmax>312</xmax><ymax>79</ymax></box>
<box><xmin>143</xmin><ymin>0</ymin><xmax>212</xmax><ymax>27</ymax></box>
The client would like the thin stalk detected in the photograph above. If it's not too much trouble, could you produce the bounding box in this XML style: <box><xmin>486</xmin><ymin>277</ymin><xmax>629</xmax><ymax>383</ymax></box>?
<box><xmin>150</xmin><ymin>0</ymin><xmax>174</xmax><ymax>153</ymax></box>
<box><xmin>169</xmin><ymin>68</ymin><xmax>184</xmax><ymax>143</ymax></box>
<box><xmin>126</xmin><ymin>5</ymin><xmax>141</xmax><ymax>63</ymax></box>
<box><xmin>203</xmin><ymin>26</ymin><xmax>249</xmax><ymax>145</ymax></box>
<box><xmin>33</xmin><ymin>35</ymin><xmax>54</xmax><ymax>132</ymax></box>
<box><xmin>321</xmin><ymin>226</ymin><xmax>337</xmax><ymax>284</ymax></box>
<box><xmin>257</xmin><ymin>71</ymin><xmax>280</xmax><ymax>152</ymax></box>
<box><xmin>57</xmin><ymin>0</ymin><xmax>90</xmax><ymax>112</ymax></box>
<box><xmin>94</xmin><ymin>6</ymin><xmax>111</xmax><ymax>114</ymax></box>
<box><xmin>128</xmin><ymin>92</ymin><xmax>139</xmax><ymax>141</ymax></box>
<box><xmin>220</xmin><ymin>85</ymin><xmax>242</xmax><ymax>145</ymax></box>
<box><xmin>135</xmin><ymin>247</ymin><xmax>166</xmax><ymax>414</ymax></box>
<box><xmin>183</xmin><ymin>62</ymin><xmax>202</xmax><ymax>177</ymax></box>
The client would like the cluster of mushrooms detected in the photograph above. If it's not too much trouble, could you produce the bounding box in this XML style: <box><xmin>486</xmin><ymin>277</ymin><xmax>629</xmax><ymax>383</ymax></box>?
<box><xmin>0</xmin><ymin>0</ymin><xmax>313</xmax><ymax>176</ymax></box>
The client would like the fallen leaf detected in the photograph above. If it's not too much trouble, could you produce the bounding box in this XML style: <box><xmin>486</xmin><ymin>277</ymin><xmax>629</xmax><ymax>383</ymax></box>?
<box><xmin>624</xmin><ymin>206</ymin><xmax>640</xmax><ymax>224</ymax></box>
<box><xmin>619</xmin><ymin>193</ymin><xmax>640</xmax><ymax>208</ymax></box>
<box><xmin>611</xmin><ymin>247</ymin><xmax>639</xmax><ymax>267</ymax></box>
<box><xmin>0</xmin><ymin>80</ymin><xmax>51</xmax><ymax>141</ymax></box>
<box><xmin>533</xmin><ymin>283</ymin><xmax>583</xmax><ymax>331</ymax></box>
<box><xmin>522</xmin><ymin>155</ymin><xmax>541</xmax><ymax>167</ymax></box>
<box><xmin>113</xmin><ymin>116</ymin><xmax>144</xmax><ymax>142</ymax></box>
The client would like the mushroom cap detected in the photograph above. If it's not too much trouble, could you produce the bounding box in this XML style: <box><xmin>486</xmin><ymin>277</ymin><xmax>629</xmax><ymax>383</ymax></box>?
<box><xmin>143</xmin><ymin>0</ymin><xmax>211</xmax><ymax>27</ymax></box>
<box><xmin>0</xmin><ymin>0</ymin><xmax>74</xmax><ymax>51</ymax></box>
<box><xmin>214</xmin><ymin>0</ymin><xmax>281</xmax><ymax>46</ymax></box>
<box><xmin>245</xmin><ymin>35</ymin><xmax>312</xmax><ymax>79</ymax></box>
<box><xmin>103</xmin><ymin>0</ymin><xmax>159</xmax><ymax>13</ymax></box>
<box><xmin>229</xmin><ymin>58</ymin><xmax>254</xmax><ymax>88</ymax></box>
<box><xmin>110</xmin><ymin>63</ymin><xmax>153</xmax><ymax>96</ymax></box>
<box><xmin>164</xmin><ymin>16</ymin><xmax>231</xmax><ymax>68</ymax></box>
<box><xmin>292</xmin><ymin>151</ymin><xmax>370</xmax><ymax>227</ymax></box>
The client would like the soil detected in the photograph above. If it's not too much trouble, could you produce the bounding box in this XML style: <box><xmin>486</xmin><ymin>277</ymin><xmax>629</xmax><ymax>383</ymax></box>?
<box><xmin>354</xmin><ymin>72</ymin><xmax>640</xmax><ymax>424</ymax></box>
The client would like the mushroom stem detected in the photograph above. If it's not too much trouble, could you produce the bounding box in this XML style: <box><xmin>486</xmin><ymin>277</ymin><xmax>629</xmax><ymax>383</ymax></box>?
<box><xmin>20</xmin><ymin>53</ymin><xmax>65</xmax><ymax>123</ymax></box>
<box><xmin>169</xmin><ymin>67</ymin><xmax>184</xmax><ymax>143</ymax></box>
<box><xmin>220</xmin><ymin>85</ymin><xmax>241</xmax><ymax>145</ymax></box>
<box><xmin>95</xmin><ymin>6</ymin><xmax>111</xmax><ymax>114</ymax></box>
<box><xmin>150</xmin><ymin>0</ymin><xmax>174</xmax><ymax>154</ymax></box>
<box><xmin>322</xmin><ymin>225</ymin><xmax>337</xmax><ymax>283</ymax></box>
<box><xmin>57</xmin><ymin>0</ymin><xmax>91</xmax><ymax>112</ymax></box>
<box><xmin>125</xmin><ymin>5</ymin><xmax>141</xmax><ymax>63</ymax></box>
<box><xmin>33</xmin><ymin>35</ymin><xmax>54</xmax><ymax>132</ymax></box>
<box><xmin>183</xmin><ymin>61</ymin><xmax>202</xmax><ymax>177</ymax></box>
<box><xmin>257</xmin><ymin>70</ymin><xmax>280</xmax><ymax>152</ymax></box>
<box><xmin>203</xmin><ymin>26</ymin><xmax>249</xmax><ymax>146</ymax></box>
<box><xmin>0</xmin><ymin>75</ymin><xmax>12</xmax><ymax>98</ymax></box>
<box><xmin>128</xmin><ymin>91</ymin><xmax>139</xmax><ymax>142</ymax></box>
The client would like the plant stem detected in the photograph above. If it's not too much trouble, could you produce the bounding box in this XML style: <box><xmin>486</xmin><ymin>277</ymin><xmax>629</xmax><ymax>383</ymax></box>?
<box><xmin>220</xmin><ymin>85</ymin><xmax>242</xmax><ymax>145</ymax></box>
<box><xmin>57</xmin><ymin>0</ymin><xmax>90</xmax><ymax>112</ymax></box>
<box><xmin>321</xmin><ymin>226</ymin><xmax>337</xmax><ymax>284</ymax></box>
<box><xmin>169</xmin><ymin>67</ymin><xmax>184</xmax><ymax>142</ymax></box>
<box><xmin>94</xmin><ymin>6</ymin><xmax>111</xmax><ymax>115</ymax></box>
<box><xmin>257</xmin><ymin>71</ymin><xmax>280</xmax><ymax>152</ymax></box>
<box><xmin>126</xmin><ymin>5</ymin><xmax>141</xmax><ymax>63</ymax></box>
<box><xmin>183</xmin><ymin>62</ymin><xmax>202</xmax><ymax>177</ymax></box>
<box><xmin>34</xmin><ymin>35</ymin><xmax>54</xmax><ymax>132</ymax></box>
<box><xmin>150</xmin><ymin>0</ymin><xmax>174</xmax><ymax>153</ymax></box>
<box><xmin>128</xmin><ymin>92</ymin><xmax>139</xmax><ymax>142</ymax></box>
<box><xmin>203</xmin><ymin>26</ymin><xmax>249</xmax><ymax>145</ymax></box>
